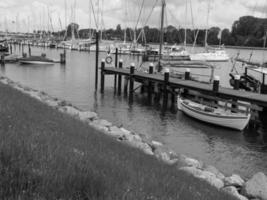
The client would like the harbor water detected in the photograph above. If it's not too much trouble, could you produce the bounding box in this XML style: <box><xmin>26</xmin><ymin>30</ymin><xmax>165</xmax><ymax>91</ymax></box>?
<box><xmin>1</xmin><ymin>46</ymin><xmax>267</xmax><ymax>179</ymax></box>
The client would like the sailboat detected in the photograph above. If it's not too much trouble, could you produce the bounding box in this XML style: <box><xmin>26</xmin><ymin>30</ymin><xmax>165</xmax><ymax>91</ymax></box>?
<box><xmin>189</xmin><ymin>0</ymin><xmax>229</xmax><ymax>62</ymax></box>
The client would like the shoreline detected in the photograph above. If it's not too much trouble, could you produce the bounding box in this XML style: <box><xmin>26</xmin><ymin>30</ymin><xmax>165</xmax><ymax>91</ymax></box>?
<box><xmin>0</xmin><ymin>75</ymin><xmax>266</xmax><ymax>200</ymax></box>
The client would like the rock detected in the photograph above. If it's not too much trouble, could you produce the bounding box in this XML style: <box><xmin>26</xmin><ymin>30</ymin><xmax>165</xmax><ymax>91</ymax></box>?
<box><xmin>120</xmin><ymin>127</ymin><xmax>131</xmax><ymax>136</ymax></box>
<box><xmin>125</xmin><ymin>140</ymin><xmax>153</xmax><ymax>155</ymax></box>
<box><xmin>222</xmin><ymin>186</ymin><xmax>248</xmax><ymax>200</ymax></box>
<box><xmin>204</xmin><ymin>165</ymin><xmax>225</xmax><ymax>180</ymax></box>
<box><xmin>78</xmin><ymin>111</ymin><xmax>98</xmax><ymax>121</ymax></box>
<box><xmin>241</xmin><ymin>172</ymin><xmax>267</xmax><ymax>200</ymax></box>
<box><xmin>94</xmin><ymin>119</ymin><xmax>112</xmax><ymax>128</ymax></box>
<box><xmin>151</xmin><ymin>140</ymin><xmax>163</xmax><ymax>146</ymax></box>
<box><xmin>44</xmin><ymin>99</ymin><xmax>59</xmax><ymax>107</ymax></box>
<box><xmin>27</xmin><ymin>91</ymin><xmax>42</xmax><ymax>101</ymax></box>
<box><xmin>154</xmin><ymin>149</ymin><xmax>178</xmax><ymax>165</ymax></box>
<box><xmin>178</xmin><ymin>154</ymin><xmax>203</xmax><ymax>169</ymax></box>
<box><xmin>224</xmin><ymin>174</ymin><xmax>245</xmax><ymax>187</ymax></box>
<box><xmin>108</xmin><ymin>126</ymin><xmax>125</xmax><ymax>138</ymax></box>
<box><xmin>179</xmin><ymin>166</ymin><xmax>224</xmax><ymax>189</ymax></box>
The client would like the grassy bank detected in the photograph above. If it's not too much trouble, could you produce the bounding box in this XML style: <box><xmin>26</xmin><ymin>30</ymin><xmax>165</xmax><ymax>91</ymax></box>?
<box><xmin>0</xmin><ymin>82</ymin><xmax>236</xmax><ymax>200</ymax></box>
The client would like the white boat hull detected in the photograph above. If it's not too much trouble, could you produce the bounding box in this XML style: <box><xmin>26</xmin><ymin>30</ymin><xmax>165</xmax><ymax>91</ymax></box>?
<box><xmin>190</xmin><ymin>52</ymin><xmax>229</xmax><ymax>62</ymax></box>
<box><xmin>19</xmin><ymin>61</ymin><xmax>54</xmax><ymax>65</ymax></box>
<box><xmin>177</xmin><ymin>97</ymin><xmax>250</xmax><ymax>130</ymax></box>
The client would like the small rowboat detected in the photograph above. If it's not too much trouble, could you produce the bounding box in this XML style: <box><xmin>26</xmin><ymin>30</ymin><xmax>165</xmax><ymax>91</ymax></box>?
<box><xmin>177</xmin><ymin>96</ymin><xmax>251</xmax><ymax>130</ymax></box>
<box><xmin>19</xmin><ymin>56</ymin><xmax>54</xmax><ymax>65</ymax></box>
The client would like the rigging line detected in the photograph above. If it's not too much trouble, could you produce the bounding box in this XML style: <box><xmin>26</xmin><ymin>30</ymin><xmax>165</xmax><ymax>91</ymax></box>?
<box><xmin>89</xmin><ymin>0</ymin><xmax>98</xmax><ymax>30</ymax></box>
<box><xmin>143</xmin><ymin>0</ymin><xmax>159</xmax><ymax>26</ymax></box>
<box><xmin>134</xmin><ymin>0</ymin><xmax>145</xmax><ymax>29</ymax></box>
<box><xmin>189</xmin><ymin>0</ymin><xmax>195</xmax><ymax>30</ymax></box>
<box><xmin>136</xmin><ymin>0</ymin><xmax>158</xmax><ymax>42</ymax></box>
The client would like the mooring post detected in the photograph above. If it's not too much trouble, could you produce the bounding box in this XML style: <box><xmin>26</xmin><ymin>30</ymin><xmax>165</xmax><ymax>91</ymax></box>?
<box><xmin>171</xmin><ymin>87</ymin><xmax>176</xmax><ymax>108</ymax></box>
<box><xmin>232</xmin><ymin>74</ymin><xmax>240</xmax><ymax>111</ymax></box>
<box><xmin>148</xmin><ymin>63</ymin><xmax>154</xmax><ymax>104</ymax></box>
<box><xmin>60</xmin><ymin>49</ymin><xmax>66</xmax><ymax>64</ymax></box>
<box><xmin>118</xmin><ymin>59</ymin><xmax>123</xmax><ymax>95</ymax></box>
<box><xmin>1</xmin><ymin>54</ymin><xmax>5</xmax><ymax>66</ymax></box>
<box><xmin>185</xmin><ymin>68</ymin><xmax>190</xmax><ymax>80</ymax></box>
<box><xmin>163</xmin><ymin>68</ymin><xmax>170</xmax><ymax>108</ymax></box>
<box><xmin>234</xmin><ymin>74</ymin><xmax>240</xmax><ymax>90</ymax></box>
<box><xmin>213</xmin><ymin>75</ymin><xmax>220</xmax><ymax>93</ymax></box>
<box><xmin>129</xmin><ymin>63</ymin><xmax>135</xmax><ymax>103</ymax></box>
<box><xmin>95</xmin><ymin>31</ymin><xmax>99</xmax><ymax>90</ymax></box>
<box><xmin>100</xmin><ymin>59</ymin><xmax>105</xmax><ymax>93</ymax></box>
<box><xmin>124</xmin><ymin>77</ymin><xmax>129</xmax><ymax>96</ymax></box>
<box><xmin>183</xmin><ymin>68</ymin><xmax>190</xmax><ymax>96</ymax></box>
<box><xmin>114</xmin><ymin>48</ymin><xmax>118</xmax><ymax>93</ymax></box>
<box><xmin>10</xmin><ymin>43</ymin><xmax>12</xmax><ymax>54</ymax></box>
<box><xmin>28</xmin><ymin>43</ymin><xmax>31</xmax><ymax>56</ymax></box>
<box><xmin>22</xmin><ymin>43</ymin><xmax>24</xmax><ymax>55</ymax></box>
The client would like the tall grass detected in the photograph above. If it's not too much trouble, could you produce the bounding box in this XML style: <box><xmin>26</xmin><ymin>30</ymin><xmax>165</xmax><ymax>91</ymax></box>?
<box><xmin>0</xmin><ymin>83</ymin><xmax>236</xmax><ymax>200</ymax></box>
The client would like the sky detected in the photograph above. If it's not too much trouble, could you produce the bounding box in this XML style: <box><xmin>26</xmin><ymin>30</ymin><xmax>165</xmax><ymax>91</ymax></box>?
<box><xmin>0</xmin><ymin>0</ymin><xmax>267</xmax><ymax>33</ymax></box>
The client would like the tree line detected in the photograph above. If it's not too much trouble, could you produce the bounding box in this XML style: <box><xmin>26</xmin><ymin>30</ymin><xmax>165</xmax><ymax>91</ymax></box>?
<box><xmin>53</xmin><ymin>16</ymin><xmax>267</xmax><ymax>47</ymax></box>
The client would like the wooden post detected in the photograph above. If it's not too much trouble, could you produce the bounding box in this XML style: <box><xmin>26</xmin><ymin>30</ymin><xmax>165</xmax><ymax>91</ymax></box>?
<box><xmin>100</xmin><ymin>59</ymin><xmax>105</xmax><ymax>93</ymax></box>
<box><xmin>234</xmin><ymin>74</ymin><xmax>240</xmax><ymax>90</ymax></box>
<box><xmin>95</xmin><ymin>31</ymin><xmax>99</xmax><ymax>90</ymax></box>
<box><xmin>163</xmin><ymin>69</ymin><xmax>170</xmax><ymax>108</ymax></box>
<box><xmin>185</xmin><ymin>68</ymin><xmax>190</xmax><ymax>80</ymax></box>
<box><xmin>60</xmin><ymin>50</ymin><xmax>66</xmax><ymax>64</ymax></box>
<box><xmin>114</xmin><ymin>48</ymin><xmax>118</xmax><ymax>93</ymax></box>
<box><xmin>213</xmin><ymin>75</ymin><xmax>220</xmax><ymax>93</ymax></box>
<box><xmin>171</xmin><ymin>87</ymin><xmax>176</xmax><ymax>109</ymax></box>
<box><xmin>148</xmin><ymin>63</ymin><xmax>154</xmax><ymax>104</ymax></box>
<box><xmin>183</xmin><ymin>68</ymin><xmax>190</xmax><ymax>96</ymax></box>
<box><xmin>28</xmin><ymin>44</ymin><xmax>31</xmax><ymax>56</ymax></box>
<box><xmin>118</xmin><ymin>60</ymin><xmax>123</xmax><ymax>95</ymax></box>
<box><xmin>9</xmin><ymin>43</ymin><xmax>12</xmax><ymax>54</ymax></box>
<box><xmin>232</xmin><ymin>74</ymin><xmax>240</xmax><ymax>111</ymax></box>
<box><xmin>124</xmin><ymin>76</ymin><xmax>129</xmax><ymax>96</ymax></box>
<box><xmin>129</xmin><ymin>63</ymin><xmax>135</xmax><ymax>103</ymax></box>
<box><xmin>1</xmin><ymin>55</ymin><xmax>5</xmax><ymax>66</ymax></box>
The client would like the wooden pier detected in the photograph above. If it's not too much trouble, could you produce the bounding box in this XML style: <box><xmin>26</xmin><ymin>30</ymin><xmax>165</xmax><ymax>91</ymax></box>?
<box><xmin>101</xmin><ymin>66</ymin><xmax>267</xmax><ymax>108</ymax></box>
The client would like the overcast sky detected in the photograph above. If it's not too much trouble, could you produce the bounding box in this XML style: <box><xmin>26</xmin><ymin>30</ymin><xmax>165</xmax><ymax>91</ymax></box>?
<box><xmin>0</xmin><ymin>0</ymin><xmax>267</xmax><ymax>32</ymax></box>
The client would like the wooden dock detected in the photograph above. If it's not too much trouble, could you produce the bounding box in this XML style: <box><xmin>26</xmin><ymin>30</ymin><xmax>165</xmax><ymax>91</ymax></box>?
<box><xmin>102</xmin><ymin>66</ymin><xmax>267</xmax><ymax>108</ymax></box>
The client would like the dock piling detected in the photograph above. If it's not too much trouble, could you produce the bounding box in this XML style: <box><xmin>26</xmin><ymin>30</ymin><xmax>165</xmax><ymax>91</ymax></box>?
<box><xmin>185</xmin><ymin>68</ymin><xmax>190</xmax><ymax>80</ymax></box>
<box><xmin>129</xmin><ymin>63</ymin><xmax>135</xmax><ymax>103</ymax></box>
<box><xmin>148</xmin><ymin>63</ymin><xmax>154</xmax><ymax>104</ymax></box>
<box><xmin>118</xmin><ymin>60</ymin><xmax>123</xmax><ymax>95</ymax></box>
<box><xmin>28</xmin><ymin>44</ymin><xmax>31</xmax><ymax>56</ymax></box>
<box><xmin>234</xmin><ymin>75</ymin><xmax>240</xmax><ymax>90</ymax></box>
<box><xmin>100</xmin><ymin>59</ymin><xmax>105</xmax><ymax>93</ymax></box>
<box><xmin>1</xmin><ymin>55</ymin><xmax>5</xmax><ymax>66</ymax></box>
<box><xmin>114</xmin><ymin>48</ymin><xmax>118</xmax><ymax>94</ymax></box>
<box><xmin>163</xmin><ymin>68</ymin><xmax>170</xmax><ymax>108</ymax></box>
<box><xmin>213</xmin><ymin>76</ymin><xmax>220</xmax><ymax>93</ymax></box>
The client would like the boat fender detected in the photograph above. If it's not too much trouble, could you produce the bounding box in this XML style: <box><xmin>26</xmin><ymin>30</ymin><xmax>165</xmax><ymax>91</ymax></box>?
<box><xmin>105</xmin><ymin>55</ymin><xmax>113</xmax><ymax>64</ymax></box>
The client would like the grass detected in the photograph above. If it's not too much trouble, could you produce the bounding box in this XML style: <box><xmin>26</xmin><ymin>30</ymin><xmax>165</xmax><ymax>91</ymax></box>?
<box><xmin>0</xmin><ymin>82</ymin><xmax>237</xmax><ymax>200</ymax></box>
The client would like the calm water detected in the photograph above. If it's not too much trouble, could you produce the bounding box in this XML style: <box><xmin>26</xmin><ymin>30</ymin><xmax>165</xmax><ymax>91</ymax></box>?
<box><xmin>1</xmin><ymin>45</ymin><xmax>267</xmax><ymax>179</ymax></box>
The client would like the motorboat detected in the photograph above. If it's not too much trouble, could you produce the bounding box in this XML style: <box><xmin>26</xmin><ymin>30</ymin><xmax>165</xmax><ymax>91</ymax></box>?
<box><xmin>19</xmin><ymin>55</ymin><xmax>55</xmax><ymax>65</ymax></box>
<box><xmin>177</xmin><ymin>96</ymin><xmax>251</xmax><ymax>130</ymax></box>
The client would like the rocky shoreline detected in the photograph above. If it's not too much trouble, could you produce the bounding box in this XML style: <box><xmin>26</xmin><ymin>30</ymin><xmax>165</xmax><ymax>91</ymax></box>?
<box><xmin>0</xmin><ymin>75</ymin><xmax>267</xmax><ymax>200</ymax></box>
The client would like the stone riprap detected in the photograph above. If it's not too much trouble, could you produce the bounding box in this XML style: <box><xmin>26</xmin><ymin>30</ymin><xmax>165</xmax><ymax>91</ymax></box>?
<box><xmin>1</xmin><ymin>75</ymin><xmax>266</xmax><ymax>200</ymax></box>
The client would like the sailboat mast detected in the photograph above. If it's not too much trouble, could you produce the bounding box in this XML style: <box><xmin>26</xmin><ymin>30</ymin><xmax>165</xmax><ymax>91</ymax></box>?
<box><xmin>159</xmin><ymin>0</ymin><xmax>166</xmax><ymax>59</ymax></box>
<box><xmin>204</xmin><ymin>0</ymin><xmax>211</xmax><ymax>47</ymax></box>
<box><xmin>184</xmin><ymin>0</ymin><xmax>187</xmax><ymax>46</ymax></box>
